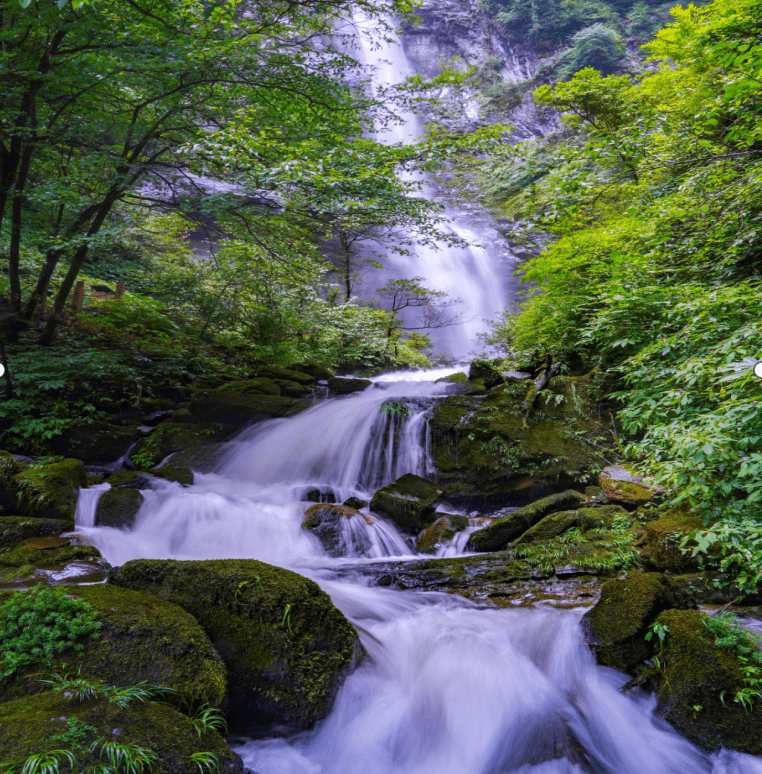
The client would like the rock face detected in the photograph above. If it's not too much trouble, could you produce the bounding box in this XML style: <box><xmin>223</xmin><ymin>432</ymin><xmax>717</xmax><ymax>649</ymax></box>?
<box><xmin>655</xmin><ymin>609</ymin><xmax>762</xmax><ymax>754</ymax></box>
<box><xmin>468</xmin><ymin>490</ymin><xmax>586</xmax><ymax>552</ymax></box>
<box><xmin>0</xmin><ymin>691</ymin><xmax>242</xmax><ymax>774</ymax></box>
<box><xmin>370</xmin><ymin>473</ymin><xmax>444</xmax><ymax>532</ymax></box>
<box><xmin>514</xmin><ymin>504</ymin><xmax>627</xmax><ymax>545</ymax></box>
<box><xmin>95</xmin><ymin>487</ymin><xmax>144</xmax><ymax>529</ymax></box>
<box><xmin>582</xmin><ymin>573</ymin><xmax>696</xmax><ymax>672</ymax></box>
<box><xmin>598</xmin><ymin>464</ymin><xmax>657</xmax><ymax>506</ymax></box>
<box><xmin>108</xmin><ymin>559</ymin><xmax>359</xmax><ymax>734</ymax></box>
<box><xmin>327</xmin><ymin>376</ymin><xmax>372</xmax><ymax>395</ymax></box>
<box><xmin>302</xmin><ymin>503</ymin><xmax>369</xmax><ymax>557</ymax></box>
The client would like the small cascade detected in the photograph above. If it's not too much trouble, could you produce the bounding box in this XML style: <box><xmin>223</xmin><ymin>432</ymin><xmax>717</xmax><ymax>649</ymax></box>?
<box><xmin>74</xmin><ymin>482</ymin><xmax>110</xmax><ymax>529</ymax></box>
<box><xmin>338</xmin><ymin>511</ymin><xmax>414</xmax><ymax>559</ymax></box>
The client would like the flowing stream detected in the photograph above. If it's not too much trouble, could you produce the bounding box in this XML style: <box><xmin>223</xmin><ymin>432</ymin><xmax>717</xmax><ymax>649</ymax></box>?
<box><xmin>75</xmin><ymin>372</ymin><xmax>762</xmax><ymax>774</ymax></box>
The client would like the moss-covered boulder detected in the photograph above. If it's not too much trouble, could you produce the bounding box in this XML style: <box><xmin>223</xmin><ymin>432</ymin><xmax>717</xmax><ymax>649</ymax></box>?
<box><xmin>655</xmin><ymin>609</ymin><xmax>762</xmax><ymax>754</ymax></box>
<box><xmin>515</xmin><ymin>504</ymin><xmax>627</xmax><ymax>545</ymax></box>
<box><xmin>582</xmin><ymin>572</ymin><xmax>696</xmax><ymax>672</ymax></box>
<box><xmin>105</xmin><ymin>471</ymin><xmax>154</xmax><ymax>490</ymax></box>
<box><xmin>49</xmin><ymin>420</ymin><xmax>144</xmax><ymax>463</ymax></box>
<box><xmin>302</xmin><ymin>503</ymin><xmax>368</xmax><ymax>557</ymax></box>
<box><xmin>128</xmin><ymin>421</ymin><xmax>236</xmax><ymax>470</ymax></box>
<box><xmin>95</xmin><ymin>488</ymin><xmax>144</xmax><ymax>529</ymax></box>
<box><xmin>0</xmin><ymin>516</ymin><xmax>70</xmax><ymax>547</ymax></box>
<box><xmin>641</xmin><ymin>502</ymin><xmax>705</xmax><ymax>573</ymax></box>
<box><xmin>253</xmin><ymin>367</ymin><xmax>315</xmax><ymax>385</ymax></box>
<box><xmin>108</xmin><ymin>559</ymin><xmax>359</xmax><ymax>734</ymax></box>
<box><xmin>9</xmin><ymin>458</ymin><xmax>87</xmax><ymax>523</ymax></box>
<box><xmin>598</xmin><ymin>464</ymin><xmax>658</xmax><ymax>506</ymax></box>
<box><xmin>0</xmin><ymin>542</ymin><xmax>104</xmax><ymax>585</ymax></box>
<box><xmin>152</xmin><ymin>463</ymin><xmax>194</xmax><ymax>486</ymax></box>
<box><xmin>435</xmin><ymin>372</ymin><xmax>468</xmax><ymax>384</ymax></box>
<box><xmin>289</xmin><ymin>361</ymin><xmax>334</xmax><ymax>381</ymax></box>
<box><xmin>343</xmin><ymin>496</ymin><xmax>368</xmax><ymax>509</ymax></box>
<box><xmin>0</xmin><ymin>584</ymin><xmax>226</xmax><ymax>709</ymax></box>
<box><xmin>0</xmin><ymin>450</ymin><xmax>22</xmax><ymax>511</ymax></box>
<box><xmin>468</xmin><ymin>359</ymin><xmax>504</xmax><ymax>389</ymax></box>
<box><xmin>186</xmin><ymin>389</ymin><xmax>308</xmax><ymax>426</ymax></box>
<box><xmin>369</xmin><ymin>473</ymin><xmax>444</xmax><ymax>532</ymax></box>
<box><xmin>327</xmin><ymin>376</ymin><xmax>372</xmax><ymax>394</ymax></box>
<box><xmin>218</xmin><ymin>377</ymin><xmax>281</xmax><ymax>396</ymax></box>
<box><xmin>0</xmin><ymin>691</ymin><xmax>242</xmax><ymax>774</ymax></box>
<box><xmin>467</xmin><ymin>490</ymin><xmax>586</xmax><ymax>552</ymax></box>
<box><xmin>416</xmin><ymin>514</ymin><xmax>469</xmax><ymax>554</ymax></box>
<box><xmin>275</xmin><ymin>379</ymin><xmax>310</xmax><ymax>398</ymax></box>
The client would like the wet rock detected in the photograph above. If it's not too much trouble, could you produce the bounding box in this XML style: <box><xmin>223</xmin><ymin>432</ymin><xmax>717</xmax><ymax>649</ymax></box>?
<box><xmin>640</xmin><ymin>502</ymin><xmax>705</xmax><ymax>573</ymax></box>
<box><xmin>416</xmin><ymin>514</ymin><xmax>469</xmax><ymax>554</ymax></box>
<box><xmin>106</xmin><ymin>471</ymin><xmax>154</xmax><ymax>490</ymax></box>
<box><xmin>0</xmin><ymin>516</ymin><xmax>70</xmax><ymax>547</ymax></box>
<box><xmin>128</xmin><ymin>421</ymin><xmax>237</xmax><ymax>470</ymax></box>
<box><xmin>655</xmin><ymin>609</ymin><xmax>762</xmax><ymax>754</ymax></box>
<box><xmin>253</xmin><ymin>367</ymin><xmax>315</xmax><ymax>386</ymax></box>
<box><xmin>327</xmin><ymin>376</ymin><xmax>372</xmax><ymax>395</ymax></box>
<box><xmin>515</xmin><ymin>504</ymin><xmax>628</xmax><ymax>545</ymax></box>
<box><xmin>468</xmin><ymin>359</ymin><xmax>505</xmax><ymax>389</ymax></box>
<box><xmin>95</xmin><ymin>488</ymin><xmax>144</xmax><ymax>529</ymax></box>
<box><xmin>0</xmin><ymin>691</ymin><xmax>242</xmax><ymax>773</ymax></box>
<box><xmin>218</xmin><ymin>377</ymin><xmax>281</xmax><ymax>396</ymax></box>
<box><xmin>186</xmin><ymin>389</ymin><xmax>308</xmax><ymax>427</ymax></box>
<box><xmin>108</xmin><ymin>559</ymin><xmax>359</xmax><ymax>735</ymax></box>
<box><xmin>582</xmin><ymin>572</ymin><xmax>696</xmax><ymax>672</ymax></box>
<box><xmin>152</xmin><ymin>464</ymin><xmax>194</xmax><ymax>486</ymax></box>
<box><xmin>49</xmin><ymin>420</ymin><xmax>144</xmax><ymax>464</ymax></box>
<box><xmin>9</xmin><ymin>458</ymin><xmax>87</xmax><ymax>523</ymax></box>
<box><xmin>289</xmin><ymin>361</ymin><xmax>335</xmax><ymax>381</ymax></box>
<box><xmin>467</xmin><ymin>490</ymin><xmax>586</xmax><ymax>552</ymax></box>
<box><xmin>304</xmin><ymin>488</ymin><xmax>336</xmax><ymax>504</ymax></box>
<box><xmin>343</xmin><ymin>497</ymin><xmax>368</xmax><ymax>509</ymax></box>
<box><xmin>435</xmin><ymin>372</ymin><xmax>468</xmax><ymax>383</ymax></box>
<box><xmin>369</xmin><ymin>473</ymin><xmax>444</xmax><ymax>532</ymax></box>
<box><xmin>302</xmin><ymin>504</ymin><xmax>369</xmax><ymax>557</ymax></box>
<box><xmin>275</xmin><ymin>379</ymin><xmax>310</xmax><ymax>398</ymax></box>
<box><xmin>599</xmin><ymin>464</ymin><xmax>659</xmax><ymax>506</ymax></box>
<box><xmin>0</xmin><ymin>542</ymin><xmax>104</xmax><ymax>585</ymax></box>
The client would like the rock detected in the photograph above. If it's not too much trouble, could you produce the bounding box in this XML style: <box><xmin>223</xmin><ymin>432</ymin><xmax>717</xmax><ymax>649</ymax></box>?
<box><xmin>304</xmin><ymin>488</ymin><xmax>336</xmax><ymax>504</ymax></box>
<box><xmin>416</xmin><ymin>514</ymin><xmax>469</xmax><ymax>554</ymax></box>
<box><xmin>0</xmin><ymin>516</ymin><xmax>70</xmax><ymax>548</ymax></box>
<box><xmin>186</xmin><ymin>389</ymin><xmax>308</xmax><ymax>426</ymax></box>
<box><xmin>289</xmin><ymin>361</ymin><xmax>335</xmax><ymax>380</ymax></box>
<box><xmin>582</xmin><ymin>572</ymin><xmax>696</xmax><ymax>672</ymax></box>
<box><xmin>95</xmin><ymin>488</ymin><xmax>144</xmax><ymax>529</ymax></box>
<box><xmin>302</xmin><ymin>504</ymin><xmax>369</xmax><ymax>557</ymax></box>
<box><xmin>141</xmin><ymin>409</ymin><xmax>176</xmax><ymax>427</ymax></box>
<box><xmin>128</xmin><ymin>421</ymin><xmax>237</xmax><ymax>470</ymax></box>
<box><xmin>0</xmin><ymin>542</ymin><xmax>104</xmax><ymax>585</ymax></box>
<box><xmin>467</xmin><ymin>490</ymin><xmax>586</xmax><ymax>552</ymax></box>
<box><xmin>108</xmin><ymin>559</ymin><xmax>359</xmax><ymax>734</ymax></box>
<box><xmin>49</xmin><ymin>420</ymin><xmax>144</xmax><ymax>463</ymax></box>
<box><xmin>468</xmin><ymin>359</ymin><xmax>504</xmax><ymax>389</ymax></box>
<box><xmin>655</xmin><ymin>609</ymin><xmax>762</xmax><ymax>754</ymax></box>
<box><xmin>343</xmin><ymin>497</ymin><xmax>368</xmax><ymax>509</ymax></box>
<box><xmin>369</xmin><ymin>473</ymin><xmax>444</xmax><ymax>532</ymax></box>
<box><xmin>168</xmin><ymin>407</ymin><xmax>200</xmax><ymax>424</ymax></box>
<box><xmin>515</xmin><ymin>505</ymin><xmax>628</xmax><ymax>545</ymax></box>
<box><xmin>275</xmin><ymin>379</ymin><xmax>310</xmax><ymax>398</ymax></box>
<box><xmin>0</xmin><ymin>584</ymin><xmax>227</xmax><ymax>710</ymax></box>
<box><xmin>0</xmin><ymin>691</ymin><xmax>242</xmax><ymax>773</ymax></box>
<box><xmin>327</xmin><ymin>376</ymin><xmax>372</xmax><ymax>395</ymax></box>
<box><xmin>598</xmin><ymin>464</ymin><xmax>658</xmax><ymax>506</ymax></box>
<box><xmin>640</xmin><ymin>502</ymin><xmax>705</xmax><ymax>573</ymax></box>
<box><xmin>435</xmin><ymin>372</ymin><xmax>468</xmax><ymax>383</ymax></box>
<box><xmin>253</xmin><ymin>367</ymin><xmax>315</xmax><ymax>386</ymax></box>
<box><xmin>218</xmin><ymin>377</ymin><xmax>281</xmax><ymax>396</ymax></box>
<box><xmin>9</xmin><ymin>458</ymin><xmax>87</xmax><ymax>523</ymax></box>
<box><xmin>106</xmin><ymin>471</ymin><xmax>154</xmax><ymax>490</ymax></box>
<box><xmin>0</xmin><ymin>450</ymin><xmax>22</xmax><ymax>511</ymax></box>
<box><xmin>152</xmin><ymin>464</ymin><xmax>194</xmax><ymax>486</ymax></box>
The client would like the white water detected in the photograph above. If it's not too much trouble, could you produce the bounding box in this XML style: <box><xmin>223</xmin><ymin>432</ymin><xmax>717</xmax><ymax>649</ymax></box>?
<box><xmin>74</xmin><ymin>374</ymin><xmax>762</xmax><ymax>774</ymax></box>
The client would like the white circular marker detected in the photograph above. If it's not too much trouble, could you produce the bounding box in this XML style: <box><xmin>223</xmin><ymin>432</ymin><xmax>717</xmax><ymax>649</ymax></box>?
<box><xmin>755</xmin><ymin>361</ymin><xmax>762</xmax><ymax>379</ymax></box>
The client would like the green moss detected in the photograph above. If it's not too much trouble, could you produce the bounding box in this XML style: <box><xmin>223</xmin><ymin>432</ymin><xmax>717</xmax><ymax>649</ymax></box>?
<box><xmin>152</xmin><ymin>464</ymin><xmax>194</xmax><ymax>486</ymax></box>
<box><xmin>642</xmin><ymin>502</ymin><xmax>706</xmax><ymax>573</ymax></box>
<box><xmin>187</xmin><ymin>389</ymin><xmax>309</xmax><ymax>426</ymax></box>
<box><xmin>9</xmin><ymin>459</ymin><xmax>87</xmax><ymax>523</ymax></box>
<box><xmin>369</xmin><ymin>474</ymin><xmax>443</xmax><ymax>532</ymax></box>
<box><xmin>95</xmin><ymin>488</ymin><xmax>144</xmax><ymax>529</ymax></box>
<box><xmin>218</xmin><ymin>377</ymin><xmax>281</xmax><ymax>395</ymax></box>
<box><xmin>108</xmin><ymin>559</ymin><xmax>358</xmax><ymax>733</ymax></box>
<box><xmin>515</xmin><ymin>505</ymin><xmax>627</xmax><ymax>544</ymax></box>
<box><xmin>0</xmin><ymin>516</ymin><xmax>70</xmax><ymax>548</ymax></box>
<box><xmin>435</xmin><ymin>372</ymin><xmax>468</xmax><ymax>383</ymax></box>
<box><xmin>252</xmin><ymin>367</ymin><xmax>315</xmax><ymax>385</ymax></box>
<box><xmin>129</xmin><ymin>421</ymin><xmax>236</xmax><ymax>470</ymax></box>
<box><xmin>0</xmin><ymin>544</ymin><xmax>102</xmax><ymax>583</ymax></box>
<box><xmin>656</xmin><ymin>609</ymin><xmax>762</xmax><ymax>754</ymax></box>
<box><xmin>0</xmin><ymin>690</ymin><xmax>241</xmax><ymax>773</ymax></box>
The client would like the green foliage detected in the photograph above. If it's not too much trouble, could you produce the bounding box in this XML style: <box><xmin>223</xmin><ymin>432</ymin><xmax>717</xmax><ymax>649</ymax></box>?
<box><xmin>380</xmin><ymin>401</ymin><xmax>412</xmax><ymax>420</ymax></box>
<box><xmin>555</xmin><ymin>25</ymin><xmax>625</xmax><ymax>80</ymax></box>
<box><xmin>49</xmin><ymin>718</ymin><xmax>100</xmax><ymax>753</ymax></box>
<box><xmin>0</xmin><ymin>586</ymin><xmax>101</xmax><ymax>677</ymax></box>
<box><xmin>703</xmin><ymin>611</ymin><xmax>762</xmax><ymax>712</ymax></box>
<box><xmin>1</xmin><ymin>750</ymin><xmax>77</xmax><ymax>774</ymax></box>
<box><xmin>42</xmin><ymin>670</ymin><xmax>164</xmax><ymax>710</ymax></box>
<box><xmin>189</xmin><ymin>752</ymin><xmax>222</xmax><ymax>774</ymax></box>
<box><xmin>191</xmin><ymin>707</ymin><xmax>227</xmax><ymax>739</ymax></box>
<box><xmin>88</xmin><ymin>740</ymin><xmax>159</xmax><ymax>774</ymax></box>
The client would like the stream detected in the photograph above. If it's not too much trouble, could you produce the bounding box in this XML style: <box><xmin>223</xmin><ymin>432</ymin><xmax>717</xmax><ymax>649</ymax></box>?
<box><xmin>74</xmin><ymin>371</ymin><xmax>762</xmax><ymax>774</ymax></box>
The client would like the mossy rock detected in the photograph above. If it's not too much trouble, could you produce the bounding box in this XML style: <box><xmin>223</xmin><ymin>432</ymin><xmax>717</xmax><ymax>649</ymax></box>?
<box><xmin>152</xmin><ymin>464</ymin><xmax>194</xmax><ymax>486</ymax></box>
<box><xmin>302</xmin><ymin>504</ymin><xmax>369</xmax><ymax>557</ymax></box>
<box><xmin>168</xmin><ymin>407</ymin><xmax>199</xmax><ymax>424</ymax></box>
<box><xmin>515</xmin><ymin>504</ymin><xmax>627</xmax><ymax>545</ymax></box>
<box><xmin>218</xmin><ymin>377</ymin><xmax>281</xmax><ymax>396</ymax></box>
<box><xmin>186</xmin><ymin>389</ymin><xmax>309</xmax><ymax>427</ymax></box>
<box><xmin>0</xmin><ymin>450</ymin><xmax>22</xmax><ymax>511</ymax></box>
<box><xmin>641</xmin><ymin>502</ymin><xmax>705</xmax><ymax>573</ymax></box>
<box><xmin>0</xmin><ymin>543</ymin><xmax>104</xmax><ymax>584</ymax></box>
<box><xmin>108</xmin><ymin>559</ymin><xmax>359</xmax><ymax>734</ymax></box>
<box><xmin>467</xmin><ymin>490</ymin><xmax>586</xmax><ymax>552</ymax></box>
<box><xmin>95</xmin><ymin>488</ymin><xmax>144</xmax><ymax>529</ymax></box>
<box><xmin>8</xmin><ymin>458</ymin><xmax>86</xmax><ymax>524</ymax></box>
<box><xmin>343</xmin><ymin>496</ymin><xmax>368</xmax><ymax>510</ymax></box>
<box><xmin>288</xmin><ymin>361</ymin><xmax>334</xmax><ymax>381</ymax></box>
<box><xmin>129</xmin><ymin>421</ymin><xmax>237</xmax><ymax>470</ymax></box>
<box><xmin>369</xmin><ymin>473</ymin><xmax>444</xmax><ymax>533</ymax></box>
<box><xmin>326</xmin><ymin>376</ymin><xmax>372</xmax><ymax>394</ymax></box>
<box><xmin>598</xmin><ymin>464</ymin><xmax>657</xmax><ymax>506</ymax></box>
<box><xmin>275</xmin><ymin>379</ymin><xmax>310</xmax><ymax>398</ymax></box>
<box><xmin>655</xmin><ymin>609</ymin><xmax>762</xmax><ymax>754</ymax></box>
<box><xmin>0</xmin><ymin>691</ymin><xmax>242</xmax><ymax>773</ymax></box>
<box><xmin>0</xmin><ymin>584</ymin><xmax>227</xmax><ymax>710</ymax></box>
<box><xmin>253</xmin><ymin>367</ymin><xmax>316</xmax><ymax>385</ymax></box>
<box><xmin>0</xmin><ymin>516</ymin><xmax>70</xmax><ymax>548</ymax></box>
<box><xmin>49</xmin><ymin>420</ymin><xmax>145</xmax><ymax>463</ymax></box>
<box><xmin>468</xmin><ymin>359</ymin><xmax>504</xmax><ymax>389</ymax></box>
<box><xmin>582</xmin><ymin>572</ymin><xmax>696</xmax><ymax>672</ymax></box>
<box><xmin>416</xmin><ymin>514</ymin><xmax>469</xmax><ymax>554</ymax></box>
<box><xmin>105</xmin><ymin>471</ymin><xmax>154</xmax><ymax>490</ymax></box>
<box><xmin>435</xmin><ymin>372</ymin><xmax>468</xmax><ymax>384</ymax></box>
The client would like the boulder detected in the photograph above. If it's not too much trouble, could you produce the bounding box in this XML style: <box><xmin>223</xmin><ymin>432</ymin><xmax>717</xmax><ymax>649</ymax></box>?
<box><xmin>304</xmin><ymin>488</ymin><xmax>336</xmax><ymax>504</ymax></box>
<box><xmin>343</xmin><ymin>496</ymin><xmax>368</xmax><ymax>510</ymax></box>
<box><xmin>0</xmin><ymin>542</ymin><xmax>104</xmax><ymax>585</ymax></box>
<box><xmin>468</xmin><ymin>359</ymin><xmax>504</xmax><ymax>389</ymax></box>
<box><xmin>152</xmin><ymin>463</ymin><xmax>194</xmax><ymax>486</ymax></box>
<box><xmin>416</xmin><ymin>514</ymin><xmax>469</xmax><ymax>554</ymax></box>
<box><xmin>655</xmin><ymin>609</ymin><xmax>762</xmax><ymax>754</ymax></box>
<box><xmin>49</xmin><ymin>420</ymin><xmax>144</xmax><ymax>463</ymax></box>
<box><xmin>302</xmin><ymin>504</ymin><xmax>369</xmax><ymax>557</ymax></box>
<box><xmin>327</xmin><ymin>376</ymin><xmax>372</xmax><ymax>395</ymax></box>
<box><xmin>95</xmin><ymin>487</ymin><xmax>144</xmax><ymax>529</ymax></box>
<box><xmin>108</xmin><ymin>559</ymin><xmax>359</xmax><ymax>734</ymax></box>
<box><xmin>598</xmin><ymin>464</ymin><xmax>658</xmax><ymax>506</ymax></box>
<box><xmin>514</xmin><ymin>504</ymin><xmax>628</xmax><ymax>545</ymax></box>
<box><xmin>289</xmin><ymin>361</ymin><xmax>335</xmax><ymax>380</ymax></box>
<box><xmin>467</xmin><ymin>490</ymin><xmax>586</xmax><ymax>552</ymax></box>
<box><xmin>129</xmin><ymin>421</ymin><xmax>237</xmax><ymax>470</ymax></box>
<box><xmin>0</xmin><ymin>516</ymin><xmax>70</xmax><ymax>548</ymax></box>
<box><xmin>9</xmin><ymin>458</ymin><xmax>87</xmax><ymax>523</ymax></box>
<box><xmin>253</xmin><ymin>367</ymin><xmax>315</xmax><ymax>385</ymax></box>
<box><xmin>435</xmin><ymin>372</ymin><xmax>468</xmax><ymax>384</ymax></box>
<box><xmin>0</xmin><ymin>584</ymin><xmax>226</xmax><ymax>710</ymax></box>
<box><xmin>275</xmin><ymin>379</ymin><xmax>310</xmax><ymax>398</ymax></box>
<box><xmin>640</xmin><ymin>502</ymin><xmax>705</xmax><ymax>573</ymax></box>
<box><xmin>582</xmin><ymin>572</ymin><xmax>696</xmax><ymax>672</ymax></box>
<box><xmin>186</xmin><ymin>389</ymin><xmax>308</xmax><ymax>426</ymax></box>
<box><xmin>0</xmin><ymin>691</ymin><xmax>242</xmax><ymax>773</ymax></box>
<box><xmin>105</xmin><ymin>470</ymin><xmax>154</xmax><ymax>490</ymax></box>
<box><xmin>369</xmin><ymin>473</ymin><xmax>444</xmax><ymax>532</ymax></box>
<box><xmin>218</xmin><ymin>377</ymin><xmax>281</xmax><ymax>396</ymax></box>
<box><xmin>0</xmin><ymin>450</ymin><xmax>22</xmax><ymax>511</ymax></box>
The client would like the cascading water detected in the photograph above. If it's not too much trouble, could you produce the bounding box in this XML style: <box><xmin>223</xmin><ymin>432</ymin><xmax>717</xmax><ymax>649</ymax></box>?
<box><xmin>75</xmin><ymin>373</ymin><xmax>762</xmax><ymax>774</ymax></box>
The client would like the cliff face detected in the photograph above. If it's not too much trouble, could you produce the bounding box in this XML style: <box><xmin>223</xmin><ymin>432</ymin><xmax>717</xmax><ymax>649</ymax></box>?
<box><xmin>400</xmin><ymin>0</ymin><xmax>558</xmax><ymax>139</ymax></box>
